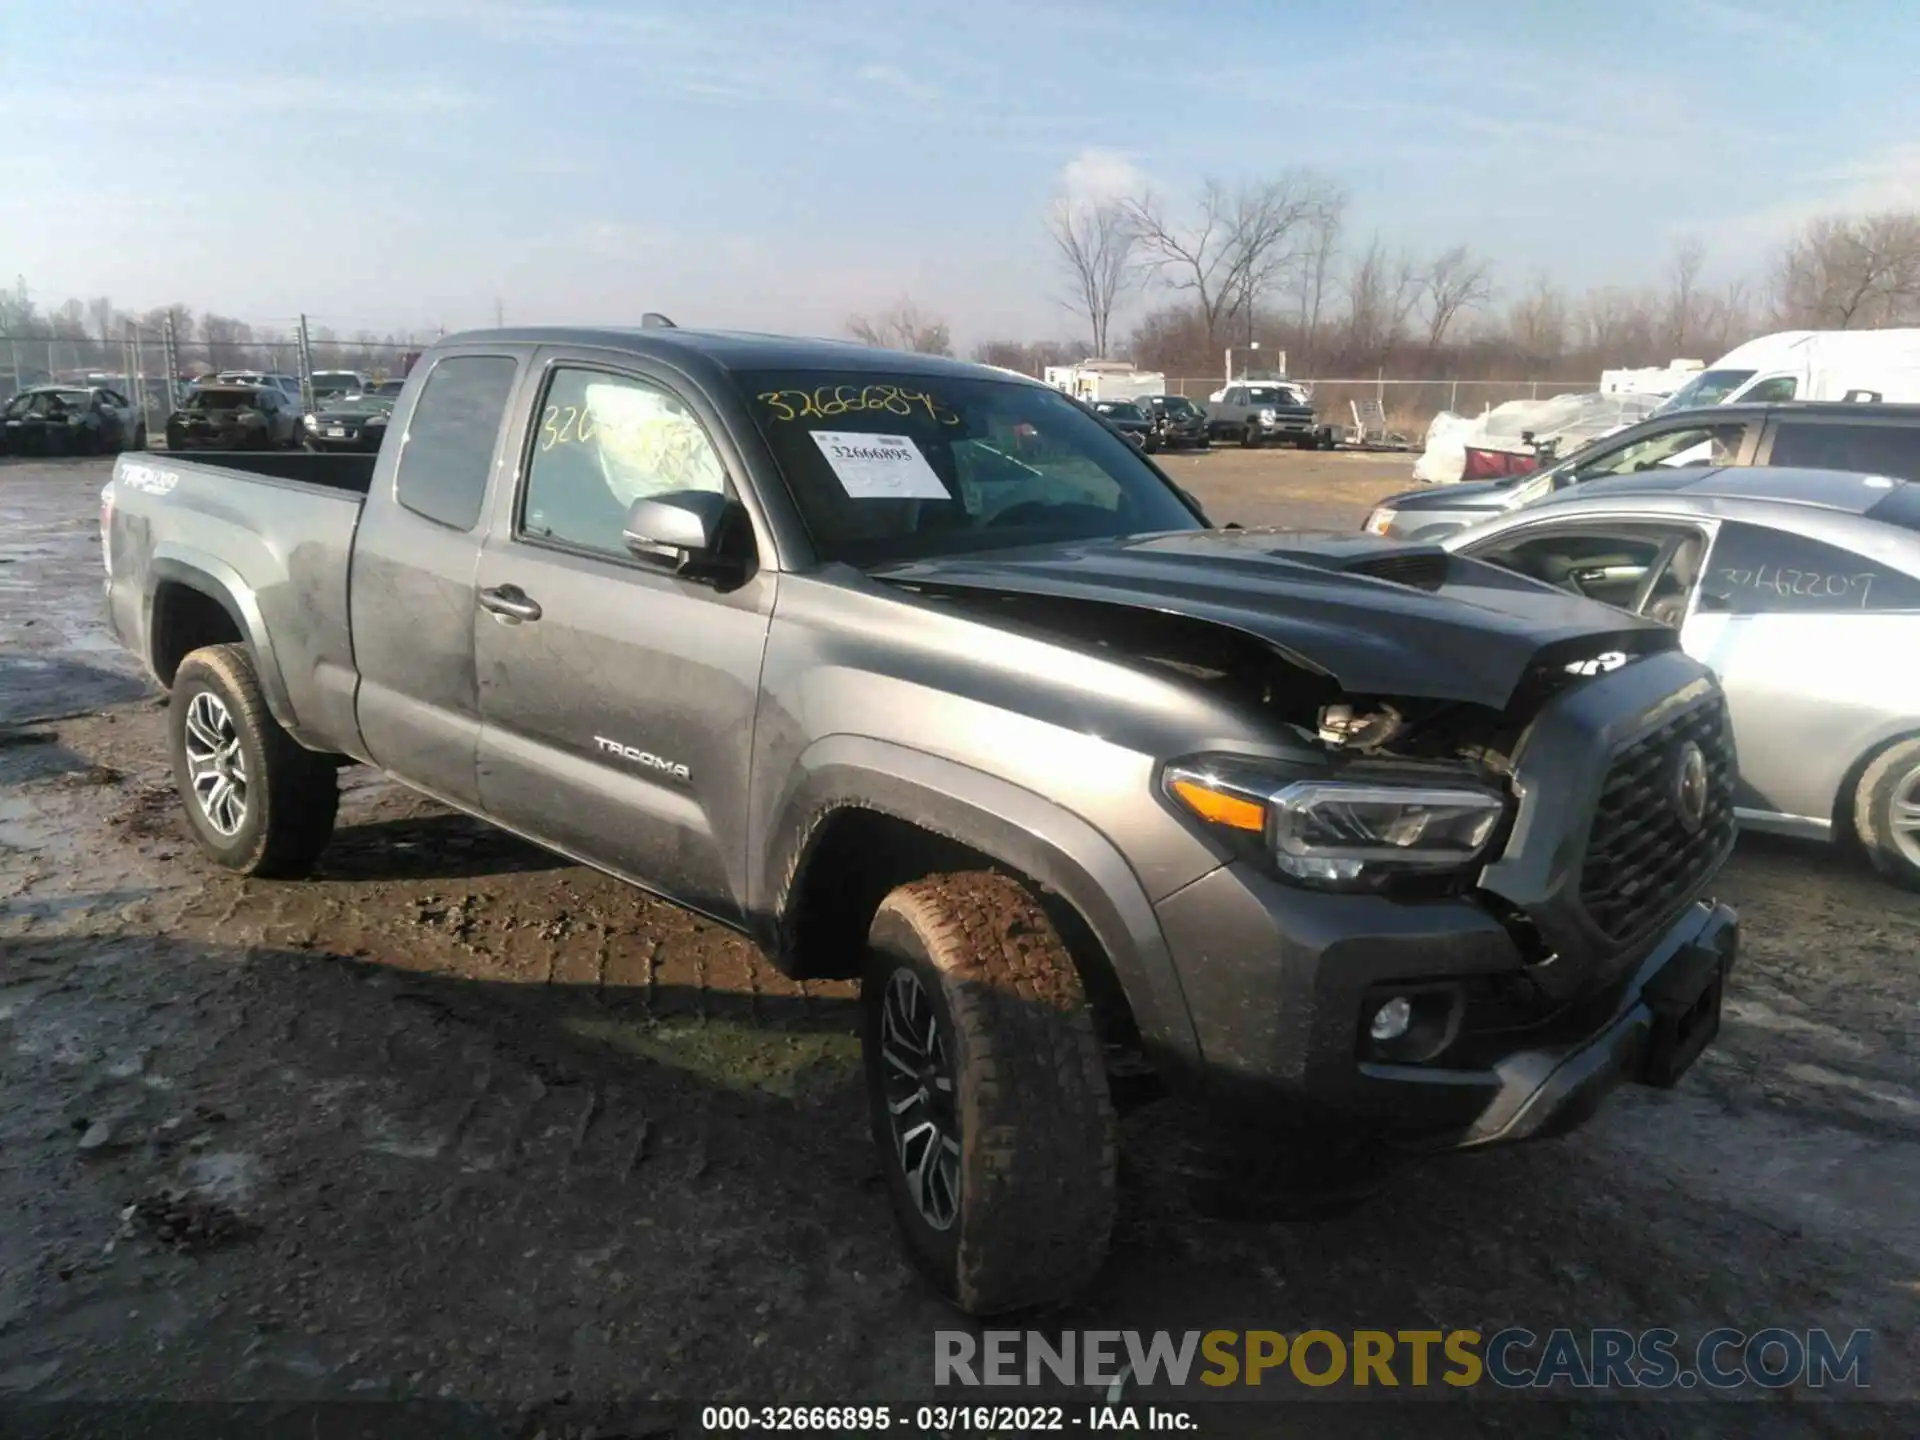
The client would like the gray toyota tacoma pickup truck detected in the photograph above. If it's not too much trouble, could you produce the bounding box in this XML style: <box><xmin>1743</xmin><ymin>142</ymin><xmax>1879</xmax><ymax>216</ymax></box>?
<box><xmin>103</xmin><ymin>324</ymin><xmax>1740</xmax><ymax>1314</ymax></box>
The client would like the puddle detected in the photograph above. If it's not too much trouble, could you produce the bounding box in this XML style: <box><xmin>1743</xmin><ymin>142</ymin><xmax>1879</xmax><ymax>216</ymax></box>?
<box><xmin>562</xmin><ymin>1014</ymin><xmax>861</xmax><ymax>1099</ymax></box>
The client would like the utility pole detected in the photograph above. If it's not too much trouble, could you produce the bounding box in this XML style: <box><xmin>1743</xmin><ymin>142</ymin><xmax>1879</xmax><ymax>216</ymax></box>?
<box><xmin>494</xmin><ymin>297</ymin><xmax>504</xmax><ymax>328</ymax></box>
<box><xmin>296</xmin><ymin>314</ymin><xmax>316</xmax><ymax>411</ymax></box>
<box><xmin>162</xmin><ymin>314</ymin><xmax>181</xmax><ymax>411</ymax></box>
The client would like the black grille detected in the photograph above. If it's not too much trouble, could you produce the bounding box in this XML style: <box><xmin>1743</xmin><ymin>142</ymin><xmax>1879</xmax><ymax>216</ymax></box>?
<box><xmin>1349</xmin><ymin>549</ymin><xmax>1448</xmax><ymax>590</ymax></box>
<box><xmin>1579</xmin><ymin>693</ymin><xmax>1736</xmax><ymax>943</ymax></box>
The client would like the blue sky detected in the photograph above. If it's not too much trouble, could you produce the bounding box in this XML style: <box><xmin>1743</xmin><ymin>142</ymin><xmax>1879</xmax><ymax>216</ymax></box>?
<box><xmin>3</xmin><ymin>0</ymin><xmax>1915</xmax><ymax>345</ymax></box>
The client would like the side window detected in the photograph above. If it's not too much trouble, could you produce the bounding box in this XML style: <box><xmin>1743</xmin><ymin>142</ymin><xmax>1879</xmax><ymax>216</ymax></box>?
<box><xmin>519</xmin><ymin>367</ymin><xmax>728</xmax><ymax>558</ymax></box>
<box><xmin>1702</xmin><ymin>521</ymin><xmax>1920</xmax><ymax>615</ymax></box>
<box><xmin>1767</xmin><ymin>422</ymin><xmax>1920</xmax><ymax>482</ymax></box>
<box><xmin>1574</xmin><ymin>422</ymin><xmax>1746</xmax><ymax>478</ymax></box>
<box><xmin>394</xmin><ymin>355</ymin><xmax>518</xmax><ymax>531</ymax></box>
<box><xmin>1741</xmin><ymin>376</ymin><xmax>1798</xmax><ymax>403</ymax></box>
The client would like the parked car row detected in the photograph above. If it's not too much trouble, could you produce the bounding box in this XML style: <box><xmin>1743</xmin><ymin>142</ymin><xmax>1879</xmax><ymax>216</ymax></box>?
<box><xmin>163</xmin><ymin>373</ymin><xmax>399</xmax><ymax>454</ymax></box>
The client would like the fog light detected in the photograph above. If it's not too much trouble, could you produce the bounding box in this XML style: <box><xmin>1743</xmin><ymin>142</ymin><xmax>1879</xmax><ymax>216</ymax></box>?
<box><xmin>1369</xmin><ymin>996</ymin><xmax>1413</xmax><ymax>1041</ymax></box>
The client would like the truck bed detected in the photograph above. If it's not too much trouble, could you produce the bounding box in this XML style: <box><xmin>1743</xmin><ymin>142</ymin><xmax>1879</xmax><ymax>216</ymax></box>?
<box><xmin>107</xmin><ymin>451</ymin><xmax>369</xmax><ymax>753</ymax></box>
<box><xmin>150</xmin><ymin>449</ymin><xmax>379</xmax><ymax>493</ymax></box>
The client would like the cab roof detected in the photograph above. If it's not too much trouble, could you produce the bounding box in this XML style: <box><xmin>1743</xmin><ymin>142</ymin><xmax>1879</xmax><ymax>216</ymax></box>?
<box><xmin>433</xmin><ymin>325</ymin><xmax>1038</xmax><ymax>383</ymax></box>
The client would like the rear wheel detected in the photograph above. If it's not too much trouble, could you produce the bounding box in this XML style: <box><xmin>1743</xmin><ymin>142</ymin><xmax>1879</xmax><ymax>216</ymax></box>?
<box><xmin>1853</xmin><ymin>737</ymin><xmax>1920</xmax><ymax>890</ymax></box>
<box><xmin>862</xmin><ymin>871</ymin><xmax>1116</xmax><ymax>1315</ymax></box>
<box><xmin>168</xmin><ymin>643</ymin><xmax>338</xmax><ymax>877</ymax></box>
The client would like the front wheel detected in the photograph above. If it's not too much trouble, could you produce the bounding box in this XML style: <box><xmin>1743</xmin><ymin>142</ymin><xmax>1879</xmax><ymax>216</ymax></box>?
<box><xmin>1853</xmin><ymin>737</ymin><xmax>1920</xmax><ymax>890</ymax></box>
<box><xmin>862</xmin><ymin>871</ymin><xmax>1116</xmax><ymax>1315</ymax></box>
<box><xmin>1241</xmin><ymin>424</ymin><xmax>1262</xmax><ymax>448</ymax></box>
<box><xmin>168</xmin><ymin>643</ymin><xmax>339</xmax><ymax>876</ymax></box>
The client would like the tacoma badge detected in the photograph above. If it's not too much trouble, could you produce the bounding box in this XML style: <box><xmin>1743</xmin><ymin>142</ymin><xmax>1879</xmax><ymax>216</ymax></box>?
<box><xmin>594</xmin><ymin>736</ymin><xmax>691</xmax><ymax>782</ymax></box>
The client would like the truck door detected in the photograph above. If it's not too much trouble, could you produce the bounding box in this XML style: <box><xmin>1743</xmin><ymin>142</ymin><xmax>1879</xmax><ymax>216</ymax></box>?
<box><xmin>350</xmin><ymin>349</ymin><xmax>523</xmax><ymax>806</ymax></box>
<box><xmin>470</xmin><ymin>356</ymin><xmax>773</xmax><ymax>924</ymax></box>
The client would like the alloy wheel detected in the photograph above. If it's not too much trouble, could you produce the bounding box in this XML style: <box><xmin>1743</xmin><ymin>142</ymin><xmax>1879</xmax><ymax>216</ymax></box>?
<box><xmin>879</xmin><ymin>967</ymin><xmax>961</xmax><ymax>1231</ymax></box>
<box><xmin>1891</xmin><ymin>765</ymin><xmax>1920</xmax><ymax>870</ymax></box>
<box><xmin>183</xmin><ymin>691</ymin><xmax>249</xmax><ymax>836</ymax></box>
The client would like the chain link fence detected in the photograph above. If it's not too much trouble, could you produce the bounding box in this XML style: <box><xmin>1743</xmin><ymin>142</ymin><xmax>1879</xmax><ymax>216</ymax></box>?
<box><xmin>2</xmin><ymin>325</ymin><xmax>429</xmax><ymax>424</ymax></box>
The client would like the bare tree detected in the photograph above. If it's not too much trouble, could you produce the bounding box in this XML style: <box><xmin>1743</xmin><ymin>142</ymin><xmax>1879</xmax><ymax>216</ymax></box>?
<box><xmin>1046</xmin><ymin>196</ymin><xmax>1137</xmax><ymax>357</ymax></box>
<box><xmin>846</xmin><ymin>296</ymin><xmax>954</xmax><ymax>356</ymax></box>
<box><xmin>1505</xmin><ymin>273</ymin><xmax>1568</xmax><ymax>361</ymax></box>
<box><xmin>1123</xmin><ymin>173</ymin><xmax>1331</xmax><ymax>354</ymax></box>
<box><xmin>1771</xmin><ymin>211</ymin><xmax>1920</xmax><ymax>328</ymax></box>
<box><xmin>1420</xmin><ymin>245</ymin><xmax>1495</xmax><ymax>350</ymax></box>
<box><xmin>1288</xmin><ymin>188</ymin><xmax>1347</xmax><ymax>370</ymax></box>
<box><xmin>1662</xmin><ymin>237</ymin><xmax>1705</xmax><ymax>355</ymax></box>
<box><xmin>1343</xmin><ymin>236</ymin><xmax>1422</xmax><ymax>359</ymax></box>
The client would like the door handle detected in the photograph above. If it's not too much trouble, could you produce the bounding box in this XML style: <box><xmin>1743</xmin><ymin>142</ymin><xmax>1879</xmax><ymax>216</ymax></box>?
<box><xmin>478</xmin><ymin>585</ymin><xmax>542</xmax><ymax>622</ymax></box>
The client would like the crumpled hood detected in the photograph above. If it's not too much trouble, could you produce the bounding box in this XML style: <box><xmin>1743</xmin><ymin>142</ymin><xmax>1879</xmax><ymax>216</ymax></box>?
<box><xmin>873</xmin><ymin>528</ymin><xmax>1674</xmax><ymax>706</ymax></box>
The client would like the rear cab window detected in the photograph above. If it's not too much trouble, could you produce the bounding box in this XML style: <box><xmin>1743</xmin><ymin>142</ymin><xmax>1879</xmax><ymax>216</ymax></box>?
<box><xmin>393</xmin><ymin>355</ymin><xmax>519</xmax><ymax>531</ymax></box>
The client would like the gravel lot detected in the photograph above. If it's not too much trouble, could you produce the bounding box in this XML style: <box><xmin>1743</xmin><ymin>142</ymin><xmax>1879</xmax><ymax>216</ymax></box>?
<box><xmin>1</xmin><ymin>452</ymin><xmax>1915</xmax><ymax>1436</ymax></box>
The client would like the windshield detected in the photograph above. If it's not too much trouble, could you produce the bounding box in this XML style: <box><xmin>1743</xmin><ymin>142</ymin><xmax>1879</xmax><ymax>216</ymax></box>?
<box><xmin>1654</xmin><ymin>368</ymin><xmax>1756</xmax><ymax>415</ymax></box>
<box><xmin>1095</xmin><ymin>402</ymin><xmax>1145</xmax><ymax>421</ymax></box>
<box><xmin>1244</xmin><ymin>385</ymin><xmax>1303</xmax><ymax>406</ymax></box>
<box><xmin>320</xmin><ymin>395</ymin><xmax>393</xmax><ymax>416</ymax></box>
<box><xmin>1162</xmin><ymin>397</ymin><xmax>1198</xmax><ymax>416</ymax></box>
<box><xmin>737</xmin><ymin>370</ymin><xmax>1204</xmax><ymax>565</ymax></box>
<box><xmin>191</xmin><ymin>390</ymin><xmax>258</xmax><ymax>412</ymax></box>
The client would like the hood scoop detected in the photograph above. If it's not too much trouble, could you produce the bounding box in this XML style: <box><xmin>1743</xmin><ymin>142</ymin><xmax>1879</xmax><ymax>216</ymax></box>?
<box><xmin>1342</xmin><ymin>548</ymin><xmax>1449</xmax><ymax>591</ymax></box>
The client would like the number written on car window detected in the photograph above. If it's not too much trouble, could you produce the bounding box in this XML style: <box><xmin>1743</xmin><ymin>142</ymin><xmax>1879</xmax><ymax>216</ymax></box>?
<box><xmin>1701</xmin><ymin>521</ymin><xmax>1920</xmax><ymax>614</ymax></box>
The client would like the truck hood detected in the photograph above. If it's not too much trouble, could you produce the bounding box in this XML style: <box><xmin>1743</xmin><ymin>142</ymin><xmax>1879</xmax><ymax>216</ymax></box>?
<box><xmin>872</xmin><ymin>528</ymin><xmax>1672</xmax><ymax>707</ymax></box>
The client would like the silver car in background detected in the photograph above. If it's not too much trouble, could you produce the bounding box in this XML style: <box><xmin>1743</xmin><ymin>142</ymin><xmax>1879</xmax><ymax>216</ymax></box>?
<box><xmin>1443</xmin><ymin>466</ymin><xmax>1920</xmax><ymax>888</ymax></box>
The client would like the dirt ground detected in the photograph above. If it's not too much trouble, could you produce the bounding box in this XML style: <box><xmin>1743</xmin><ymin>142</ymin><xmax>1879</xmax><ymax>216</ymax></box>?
<box><xmin>2</xmin><ymin>453</ymin><xmax>1917</xmax><ymax>1436</ymax></box>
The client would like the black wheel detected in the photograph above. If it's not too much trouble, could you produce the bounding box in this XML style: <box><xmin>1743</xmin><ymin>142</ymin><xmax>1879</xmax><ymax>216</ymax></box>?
<box><xmin>1241</xmin><ymin>424</ymin><xmax>1261</xmax><ymax>449</ymax></box>
<box><xmin>132</xmin><ymin>422</ymin><xmax>147</xmax><ymax>451</ymax></box>
<box><xmin>168</xmin><ymin>643</ymin><xmax>338</xmax><ymax>877</ymax></box>
<box><xmin>1853</xmin><ymin>736</ymin><xmax>1920</xmax><ymax>890</ymax></box>
<box><xmin>862</xmin><ymin>871</ymin><xmax>1116</xmax><ymax>1315</ymax></box>
<box><xmin>1320</xmin><ymin>430</ymin><xmax>1337</xmax><ymax>450</ymax></box>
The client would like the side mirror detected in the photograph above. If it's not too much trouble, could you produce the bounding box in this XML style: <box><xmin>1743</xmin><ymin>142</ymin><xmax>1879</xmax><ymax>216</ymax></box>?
<box><xmin>622</xmin><ymin>490</ymin><xmax>736</xmax><ymax>573</ymax></box>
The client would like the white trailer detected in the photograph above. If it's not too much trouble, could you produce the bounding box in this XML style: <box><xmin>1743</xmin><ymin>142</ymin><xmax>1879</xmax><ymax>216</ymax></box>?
<box><xmin>1042</xmin><ymin>360</ymin><xmax>1166</xmax><ymax>404</ymax></box>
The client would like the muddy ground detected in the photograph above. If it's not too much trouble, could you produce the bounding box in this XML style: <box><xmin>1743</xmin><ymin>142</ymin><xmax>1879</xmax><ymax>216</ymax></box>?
<box><xmin>2</xmin><ymin>453</ymin><xmax>1916</xmax><ymax>1436</ymax></box>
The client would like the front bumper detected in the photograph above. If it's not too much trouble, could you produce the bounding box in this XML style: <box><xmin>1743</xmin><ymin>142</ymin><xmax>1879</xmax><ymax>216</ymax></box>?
<box><xmin>1154</xmin><ymin>865</ymin><xmax>1737</xmax><ymax>1146</ymax></box>
<box><xmin>1147</xmin><ymin>649</ymin><xmax>1739</xmax><ymax>1149</ymax></box>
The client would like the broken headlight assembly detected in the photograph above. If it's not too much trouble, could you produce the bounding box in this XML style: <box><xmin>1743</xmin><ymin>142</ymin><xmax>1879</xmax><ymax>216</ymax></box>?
<box><xmin>1162</xmin><ymin>759</ymin><xmax>1507</xmax><ymax>889</ymax></box>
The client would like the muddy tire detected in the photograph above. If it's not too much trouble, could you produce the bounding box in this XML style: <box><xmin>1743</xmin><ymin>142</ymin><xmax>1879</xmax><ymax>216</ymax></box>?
<box><xmin>861</xmin><ymin>871</ymin><xmax>1116</xmax><ymax>1315</ymax></box>
<box><xmin>1241</xmin><ymin>423</ymin><xmax>1261</xmax><ymax>449</ymax></box>
<box><xmin>168</xmin><ymin>643</ymin><xmax>338</xmax><ymax>877</ymax></box>
<box><xmin>1852</xmin><ymin>736</ymin><xmax>1920</xmax><ymax>890</ymax></box>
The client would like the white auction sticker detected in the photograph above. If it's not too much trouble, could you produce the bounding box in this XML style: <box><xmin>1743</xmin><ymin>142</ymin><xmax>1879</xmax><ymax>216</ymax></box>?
<box><xmin>809</xmin><ymin>430</ymin><xmax>950</xmax><ymax>500</ymax></box>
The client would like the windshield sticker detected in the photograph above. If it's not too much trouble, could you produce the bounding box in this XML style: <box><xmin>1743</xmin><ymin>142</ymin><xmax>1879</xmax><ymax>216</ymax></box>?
<box><xmin>809</xmin><ymin>431</ymin><xmax>951</xmax><ymax>500</ymax></box>
<box><xmin>759</xmin><ymin>386</ymin><xmax>960</xmax><ymax>427</ymax></box>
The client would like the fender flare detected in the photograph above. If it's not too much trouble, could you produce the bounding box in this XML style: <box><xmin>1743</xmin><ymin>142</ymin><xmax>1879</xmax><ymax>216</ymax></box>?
<box><xmin>147</xmin><ymin>547</ymin><xmax>299</xmax><ymax>731</ymax></box>
<box><xmin>757</xmin><ymin>735</ymin><xmax>1204</xmax><ymax>1075</ymax></box>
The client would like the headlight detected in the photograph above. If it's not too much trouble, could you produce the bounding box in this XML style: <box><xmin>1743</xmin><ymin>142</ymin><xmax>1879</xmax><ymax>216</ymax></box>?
<box><xmin>1364</xmin><ymin>507</ymin><xmax>1395</xmax><ymax>535</ymax></box>
<box><xmin>1258</xmin><ymin>408</ymin><xmax>1276</xmax><ymax>423</ymax></box>
<box><xmin>366</xmin><ymin>412</ymin><xmax>388</xmax><ymax>426</ymax></box>
<box><xmin>1164</xmin><ymin>764</ymin><xmax>1505</xmax><ymax>888</ymax></box>
<box><xmin>303</xmin><ymin>413</ymin><xmax>318</xmax><ymax>429</ymax></box>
